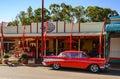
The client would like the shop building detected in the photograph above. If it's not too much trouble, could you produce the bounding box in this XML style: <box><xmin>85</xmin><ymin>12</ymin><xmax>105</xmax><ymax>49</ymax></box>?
<box><xmin>106</xmin><ymin>16</ymin><xmax>120</xmax><ymax>63</ymax></box>
<box><xmin>0</xmin><ymin>21</ymin><xmax>105</xmax><ymax>63</ymax></box>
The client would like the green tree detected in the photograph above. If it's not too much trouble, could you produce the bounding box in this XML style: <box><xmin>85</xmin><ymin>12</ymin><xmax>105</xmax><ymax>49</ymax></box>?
<box><xmin>9</xmin><ymin>16</ymin><xmax>19</xmax><ymax>26</ymax></box>
<box><xmin>18</xmin><ymin>11</ymin><xmax>27</xmax><ymax>25</ymax></box>
<box><xmin>49</xmin><ymin>4</ymin><xmax>61</xmax><ymax>21</ymax></box>
<box><xmin>11</xmin><ymin>3</ymin><xmax>120</xmax><ymax>25</ymax></box>
<box><xmin>33</xmin><ymin>8</ymin><xmax>50</xmax><ymax>22</ymax></box>
<box><xmin>73</xmin><ymin>6</ymin><xmax>85</xmax><ymax>22</ymax></box>
<box><xmin>33</xmin><ymin>8</ymin><xmax>42</xmax><ymax>22</ymax></box>
<box><xmin>27</xmin><ymin>6</ymin><xmax>34</xmax><ymax>24</ymax></box>
<box><xmin>86</xmin><ymin>6</ymin><xmax>119</xmax><ymax>22</ymax></box>
<box><xmin>44</xmin><ymin>8</ymin><xmax>51</xmax><ymax>22</ymax></box>
<box><xmin>86</xmin><ymin>6</ymin><xmax>103</xmax><ymax>22</ymax></box>
<box><xmin>9</xmin><ymin>20</ymin><xmax>19</xmax><ymax>26</ymax></box>
<box><xmin>60</xmin><ymin>3</ymin><xmax>73</xmax><ymax>22</ymax></box>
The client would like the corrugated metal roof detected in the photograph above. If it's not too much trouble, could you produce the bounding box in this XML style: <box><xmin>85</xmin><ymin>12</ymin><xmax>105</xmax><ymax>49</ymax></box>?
<box><xmin>106</xmin><ymin>24</ymin><xmax>120</xmax><ymax>32</ymax></box>
<box><xmin>110</xmin><ymin>16</ymin><xmax>120</xmax><ymax>20</ymax></box>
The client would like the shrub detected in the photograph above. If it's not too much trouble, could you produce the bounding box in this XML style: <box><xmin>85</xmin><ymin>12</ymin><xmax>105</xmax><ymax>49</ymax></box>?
<box><xmin>20</xmin><ymin>53</ymin><xmax>28</xmax><ymax>59</ymax></box>
<box><xmin>3</xmin><ymin>54</ymin><xmax>10</xmax><ymax>58</ymax></box>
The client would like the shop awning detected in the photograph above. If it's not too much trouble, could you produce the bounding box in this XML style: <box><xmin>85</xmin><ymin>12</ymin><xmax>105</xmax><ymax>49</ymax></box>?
<box><xmin>106</xmin><ymin>24</ymin><xmax>120</xmax><ymax>32</ymax></box>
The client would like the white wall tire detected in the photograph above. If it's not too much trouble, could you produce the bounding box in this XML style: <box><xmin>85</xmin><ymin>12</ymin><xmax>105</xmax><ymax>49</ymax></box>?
<box><xmin>52</xmin><ymin>63</ymin><xmax>60</xmax><ymax>70</ymax></box>
<box><xmin>89</xmin><ymin>64</ymin><xmax>99</xmax><ymax>73</ymax></box>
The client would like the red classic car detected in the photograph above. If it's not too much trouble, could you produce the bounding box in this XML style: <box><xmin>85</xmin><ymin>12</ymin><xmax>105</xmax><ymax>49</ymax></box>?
<box><xmin>42</xmin><ymin>50</ymin><xmax>110</xmax><ymax>73</ymax></box>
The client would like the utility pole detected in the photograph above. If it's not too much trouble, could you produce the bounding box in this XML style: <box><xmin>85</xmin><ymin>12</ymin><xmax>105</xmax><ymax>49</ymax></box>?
<box><xmin>41</xmin><ymin>0</ymin><xmax>44</xmax><ymax>62</ymax></box>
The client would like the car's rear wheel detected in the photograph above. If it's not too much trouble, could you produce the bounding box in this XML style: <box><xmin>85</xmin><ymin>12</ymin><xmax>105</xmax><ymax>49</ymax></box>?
<box><xmin>89</xmin><ymin>64</ymin><xmax>99</xmax><ymax>73</ymax></box>
<box><xmin>52</xmin><ymin>63</ymin><xmax>60</xmax><ymax>70</ymax></box>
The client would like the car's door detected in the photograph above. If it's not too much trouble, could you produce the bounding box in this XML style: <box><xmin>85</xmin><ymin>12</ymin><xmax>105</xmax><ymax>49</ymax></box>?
<box><xmin>68</xmin><ymin>52</ymin><xmax>89</xmax><ymax>69</ymax></box>
<box><xmin>60</xmin><ymin>52</ymin><xmax>73</xmax><ymax>67</ymax></box>
<box><xmin>61</xmin><ymin>52</ymin><xmax>82</xmax><ymax>68</ymax></box>
<box><xmin>68</xmin><ymin>52</ymin><xmax>81</xmax><ymax>68</ymax></box>
<box><xmin>76</xmin><ymin>53</ymin><xmax>89</xmax><ymax>69</ymax></box>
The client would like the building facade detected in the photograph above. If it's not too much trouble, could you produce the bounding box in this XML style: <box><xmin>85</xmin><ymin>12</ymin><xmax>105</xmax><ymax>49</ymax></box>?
<box><xmin>106</xmin><ymin>16</ymin><xmax>120</xmax><ymax>63</ymax></box>
<box><xmin>0</xmin><ymin>21</ymin><xmax>105</xmax><ymax>63</ymax></box>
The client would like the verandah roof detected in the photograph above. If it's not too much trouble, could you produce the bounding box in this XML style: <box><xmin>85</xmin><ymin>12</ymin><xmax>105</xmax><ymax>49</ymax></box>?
<box><xmin>106</xmin><ymin>24</ymin><xmax>120</xmax><ymax>32</ymax></box>
<box><xmin>3</xmin><ymin>32</ymin><xmax>104</xmax><ymax>38</ymax></box>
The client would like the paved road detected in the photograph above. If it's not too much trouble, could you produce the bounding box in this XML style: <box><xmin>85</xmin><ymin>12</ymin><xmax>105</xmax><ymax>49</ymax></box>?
<box><xmin>0</xmin><ymin>65</ymin><xmax>120</xmax><ymax>79</ymax></box>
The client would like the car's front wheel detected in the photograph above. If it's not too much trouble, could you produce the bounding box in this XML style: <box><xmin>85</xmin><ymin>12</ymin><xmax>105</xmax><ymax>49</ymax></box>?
<box><xmin>52</xmin><ymin>63</ymin><xmax>60</xmax><ymax>70</ymax></box>
<box><xmin>89</xmin><ymin>64</ymin><xmax>100</xmax><ymax>73</ymax></box>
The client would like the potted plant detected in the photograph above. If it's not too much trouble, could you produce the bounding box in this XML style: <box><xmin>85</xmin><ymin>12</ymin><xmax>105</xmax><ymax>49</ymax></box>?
<box><xmin>3</xmin><ymin>54</ymin><xmax>10</xmax><ymax>64</ymax></box>
<box><xmin>0</xmin><ymin>58</ymin><xmax>2</xmax><ymax>64</ymax></box>
<box><xmin>20</xmin><ymin>53</ymin><xmax>28</xmax><ymax>64</ymax></box>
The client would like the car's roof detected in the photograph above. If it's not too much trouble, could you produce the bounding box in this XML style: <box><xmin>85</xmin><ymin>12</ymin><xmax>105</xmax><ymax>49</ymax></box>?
<box><xmin>61</xmin><ymin>50</ymin><xmax>85</xmax><ymax>54</ymax></box>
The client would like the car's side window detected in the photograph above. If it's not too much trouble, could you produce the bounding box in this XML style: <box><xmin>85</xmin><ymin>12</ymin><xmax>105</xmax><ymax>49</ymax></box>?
<box><xmin>71</xmin><ymin>53</ymin><xmax>79</xmax><ymax>58</ymax></box>
<box><xmin>59</xmin><ymin>53</ymin><xmax>71</xmax><ymax>58</ymax></box>
<box><xmin>64</xmin><ymin>53</ymin><xmax>71</xmax><ymax>58</ymax></box>
<box><xmin>80</xmin><ymin>53</ymin><xmax>87</xmax><ymax>58</ymax></box>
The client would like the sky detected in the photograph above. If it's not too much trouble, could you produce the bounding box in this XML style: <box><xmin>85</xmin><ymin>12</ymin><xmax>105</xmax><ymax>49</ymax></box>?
<box><xmin>0</xmin><ymin>0</ymin><xmax>120</xmax><ymax>22</ymax></box>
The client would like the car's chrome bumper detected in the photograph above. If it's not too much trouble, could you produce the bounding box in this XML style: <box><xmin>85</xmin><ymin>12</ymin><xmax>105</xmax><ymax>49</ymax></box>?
<box><xmin>100</xmin><ymin>64</ymin><xmax>110</xmax><ymax>70</ymax></box>
<box><xmin>42</xmin><ymin>62</ymin><xmax>46</xmax><ymax>66</ymax></box>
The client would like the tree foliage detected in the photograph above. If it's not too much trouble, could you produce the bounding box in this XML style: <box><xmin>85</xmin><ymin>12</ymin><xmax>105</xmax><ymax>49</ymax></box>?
<box><xmin>86</xmin><ymin>6</ymin><xmax>119</xmax><ymax>22</ymax></box>
<box><xmin>10</xmin><ymin>4</ymin><xmax>119</xmax><ymax>26</ymax></box>
<box><xmin>49</xmin><ymin>4</ymin><xmax>61</xmax><ymax>21</ymax></box>
<box><xmin>73</xmin><ymin>6</ymin><xmax>86</xmax><ymax>22</ymax></box>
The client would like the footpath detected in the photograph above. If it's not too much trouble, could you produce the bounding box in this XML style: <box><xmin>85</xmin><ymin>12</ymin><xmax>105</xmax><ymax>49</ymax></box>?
<box><xmin>109</xmin><ymin>63</ymin><xmax>120</xmax><ymax>70</ymax></box>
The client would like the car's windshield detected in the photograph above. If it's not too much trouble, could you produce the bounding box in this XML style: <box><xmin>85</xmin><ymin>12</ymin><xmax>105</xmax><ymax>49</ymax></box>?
<box><xmin>58</xmin><ymin>53</ymin><xmax>62</xmax><ymax>57</ymax></box>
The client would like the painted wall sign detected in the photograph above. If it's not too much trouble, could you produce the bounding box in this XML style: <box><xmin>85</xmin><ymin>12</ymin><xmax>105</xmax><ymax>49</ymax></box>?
<box><xmin>40</xmin><ymin>22</ymin><xmax>55</xmax><ymax>33</ymax></box>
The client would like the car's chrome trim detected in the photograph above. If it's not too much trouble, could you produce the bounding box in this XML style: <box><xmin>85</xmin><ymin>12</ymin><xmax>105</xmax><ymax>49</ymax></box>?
<box><xmin>43</xmin><ymin>58</ymin><xmax>64</xmax><ymax>62</ymax></box>
<box><xmin>42</xmin><ymin>62</ymin><xmax>46</xmax><ymax>66</ymax></box>
<box><xmin>100</xmin><ymin>64</ymin><xmax>110</xmax><ymax>70</ymax></box>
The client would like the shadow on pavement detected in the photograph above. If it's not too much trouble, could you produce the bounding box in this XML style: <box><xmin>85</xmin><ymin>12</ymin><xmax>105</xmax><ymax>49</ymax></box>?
<box><xmin>48</xmin><ymin>64</ymin><xmax>120</xmax><ymax>76</ymax></box>
<box><xmin>1</xmin><ymin>63</ymin><xmax>120</xmax><ymax>76</ymax></box>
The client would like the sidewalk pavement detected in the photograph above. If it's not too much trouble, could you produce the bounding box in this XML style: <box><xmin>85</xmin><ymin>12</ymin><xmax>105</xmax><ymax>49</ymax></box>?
<box><xmin>0</xmin><ymin>63</ymin><xmax>42</xmax><ymax>67</ymax></box>
<box><xmin>109</xmin><ymin>63</ymin><xmax>120</xmax><ymax>70</ymax></box>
